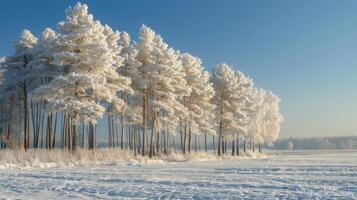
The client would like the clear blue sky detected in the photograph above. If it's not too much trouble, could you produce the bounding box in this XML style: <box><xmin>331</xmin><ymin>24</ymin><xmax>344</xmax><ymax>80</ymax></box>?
<box><xmin>1</xmin><ymin>0</ymin><xmax>356</xmax><ymax>138</ymax></box>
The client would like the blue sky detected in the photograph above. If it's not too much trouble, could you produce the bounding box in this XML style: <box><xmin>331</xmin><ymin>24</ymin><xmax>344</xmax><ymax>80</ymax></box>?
<box><xmin>1</xmin><ymin>0</ymin><xmax>356</xmax><ymax>138</ymax></box>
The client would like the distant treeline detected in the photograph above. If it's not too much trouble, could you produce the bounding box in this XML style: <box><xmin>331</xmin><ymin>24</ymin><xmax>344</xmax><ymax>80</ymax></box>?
<box><xmin>270</xmin><ymin>136</ymin><xmax>357</xmax><ymax>150</ymax></box>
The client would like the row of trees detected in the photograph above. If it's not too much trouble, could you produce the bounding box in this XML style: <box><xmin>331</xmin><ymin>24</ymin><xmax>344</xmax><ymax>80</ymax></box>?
<box><xmin>0</xmin><ymin>3</ymin><xmax>283</xmax><ymax>157</ymax></box>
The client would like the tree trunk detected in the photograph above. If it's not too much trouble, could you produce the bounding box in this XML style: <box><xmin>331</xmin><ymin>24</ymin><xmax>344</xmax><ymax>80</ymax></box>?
<box><xmin>108</xmin><ymin>114</ymin><xmax>112</xmax><ymax>148</ymax></box>
<box><xmin>194</xmin><ymin>134</ymin><xmax>197</xmax><ymax>152</ymax></box>
<box><xmin>72</xmin><ymin>124</ymin><xmax>77</xmax><ymax>151</ymax></box>
<box><xmin>40</xmin><ymin>109</ymin><xmax>45</xmax><ymax>148</ymax></box>
<box><xmin>52</xmin><ymin>113</ymin><xmax>57</xmax><ymax>149</ymax></box>
<box><xmin>120</xmin><ymin>113</ymin><xmax>124</xmax><ymax>149</ymax></box>
<box><xmin>213</xmin><ymin>135</ymin><xmax>216</xmax><ymax>153</ymax></box>
<box><xmin>142</xmin><ymin>89</ymin><xmax>147</xmax><ymax>156</ymax></box>
<box><xmin>188</xmin><ymin>126</ymin><xmax>192</xmax><ymax>153</ymax></box>
<box><xmin>149</xmin><ymin>112</ymin><xmax>156</xmax><ymax>158</ymax></box>
<box><xmin>88</xmin><ymin>122</ymin><xmax>94</xmax><ymax>149</ymax></box>
<box><xmin>231</xmin><ymin>140</ymin><xmax>235</xmax><ymax>156</ymax></box>
<box><xmin>244</xmin><ymin>140</ymin><xmax>246</xmax><ymax>153</ymax></box>
<box><xmin>180</xmin><ymin>121</ymin><xmax>183</xmax><ymax>152</ymax></box>
<box><xmin>236</xmin><ymin>138</ymin><xmax>240</xmax><ymax>156</ymax></box>
<box><xmin>183</xmin><ymin>122</ymin><xmax>187</xmax><ymax>154</ymax></box>
<box><xmin>250</xmin><ymin>138</ymin><xmax>252</xmax><ymax>151</ymax></box>
<box><xmin>204</xmin><ymin>133</ymin><xmax>207</xmax><ymax>152</ymax></box>
<box><xmin>259</xmin><ymin>144</ymin><xmax>262</xmax><ymax>153</ymax></box>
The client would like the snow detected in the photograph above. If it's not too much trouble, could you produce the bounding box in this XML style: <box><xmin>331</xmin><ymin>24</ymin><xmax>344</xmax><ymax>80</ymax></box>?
<box><xmin>0</xmin><ymin>150</ymin><xmax>356</xmax><ymax>199</ymax></box>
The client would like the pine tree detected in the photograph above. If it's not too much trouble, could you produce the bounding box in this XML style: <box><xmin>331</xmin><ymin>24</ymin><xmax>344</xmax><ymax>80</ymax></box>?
<box><xmin>0</xmin><ymin>30</ymin><xmax>37</xmax><ymax>149</ymax></box>
<box><xmin>31</xmin><ymin>3</ymin><xmax>131</xmax><ymax>150</ymax></box>
<box><xmin>179</xmin><ymin>53</ymin><xmax>215</xmax><ymax>153</ymax></box>
<box><xmin>211</xmin><ymin>63</ymin><xmax>238</xmax><ymax>156</ymax></box>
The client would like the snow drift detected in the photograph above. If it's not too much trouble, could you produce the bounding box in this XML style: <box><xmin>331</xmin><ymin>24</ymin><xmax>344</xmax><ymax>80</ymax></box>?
<box><xmin>0</xmin><ymin>149</ymin><xmax>269</xmax><ymax>169</ymax></box>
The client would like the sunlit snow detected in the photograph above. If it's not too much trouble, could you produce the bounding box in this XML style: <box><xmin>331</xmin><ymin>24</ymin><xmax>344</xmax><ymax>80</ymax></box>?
<box><xmin>0</xmin><ymin>150</ymin><xmax>356</xmax><ymax>199</ymax></box>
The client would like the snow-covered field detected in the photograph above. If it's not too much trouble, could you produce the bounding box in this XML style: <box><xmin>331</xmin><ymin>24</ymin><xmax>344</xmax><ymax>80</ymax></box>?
<box><xmin>0</xmin><ymin>150</ymin><xmax>356</xmax><ymax>199</ymax></box>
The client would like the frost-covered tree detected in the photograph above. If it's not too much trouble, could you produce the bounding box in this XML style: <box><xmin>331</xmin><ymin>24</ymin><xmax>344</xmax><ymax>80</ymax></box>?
<box><xmin>247</xmin><ymin>89</ymin><xmax>283</xmax><ymax>152</ymax></box>
<box><xmin>0</xmin><ymin>30</ymin><xmax>37</xmax><ymax>149</ymax></box>
<box><xmin>179</xmin><ymin>53</ymin><xmax>215</xmax><ymax>153</ymax></box>
<box><xmin>27</xmin><ymin>28</ymin><xmax>60</xmax><ymax>149</ymax></box>
<box><xmin>261</xmin><ymin>91</ymin><xmax>283</xmax><ymax>145</ymax></box>
<box><xmin>247</xmin><ymin>88</ymin><xmax>266</xmax><ymax>150</ymax></box>
<box><xmin>211</xmin><ymin>63</ymin><xmax>238</xmax><ymax>156</ymax></box>
<box><xmin>116</xmin><ymin>31</ymin><xmax>140</xmax><ymax>150</ymax></box>
<box><xmin>229</xmin><ymin>71</ymin><xmax>254</xmax><ymax>155</ymax></box>
<box><xmin>31</xmin><ymin>3</ymin><xmax>131</xmax><ymax>150</ymax></box>
<box><xmin>135</xmin><ymin>25</ymin><xmax>189</xmax><ymax>156</ymax></box>
<box><xmin>132</xmin><ymin>25</ymin><xmax>156</xmax><ymax>155</ymax></box>
<box><xmin>211</xmin><ymin>63</ymin><xmax>255</xmax><ymax>156</ymax></box>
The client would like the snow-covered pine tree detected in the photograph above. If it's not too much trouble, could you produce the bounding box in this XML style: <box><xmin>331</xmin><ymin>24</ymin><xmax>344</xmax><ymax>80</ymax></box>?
<box><xmin>228</xmin><ymin>71</ymin><xmax>255</xmax><ymax>155</ymax></box>
<box><xmin>102</xmin><ymin>25</ymin><xmax>133</xmax><ymax>148</ymax></box>
<box><xmin>247</xmin><ymin>89</ymin><xmax>283</xmax><ymax>153</ymax></box>
<box><xmin>0</xmin><ymin>30</ymin><xmax>38</xmax><ymax>149</ymax></box>
<box><xmin>135</xmin><ymin>25</ymin><xmax>189</xmax><ymax>156</ymax></box>
<box><xmin>179</xmin><ymin>53</ymin><xmax>215</xmax><ymax>153</ymax></box>
<box><xmin>261</xmin><ymin>91</ymin><xmax>283</xmax><ymax>148</ymax></box>
<box><xmin>133</xmin><ymin>25</ymin><xmax>156</xmax><ymax>156</ymax></box>
<box><xmin>31</xmin><ymin>3</ymin><xmax>132</xmax><ymax>151</ymax></box>
<box><xmin>247</xmin><ymin>88</ymin><xmax>266</xmax><ymax>152</ymax></box>
<box><xmin>117</xmin><ymin>31</ymin><xmax>140</xmax><ymax>150</ymax></box>
<box><xmin>211</xmin><ymin>63</ymin><xmax>239</xmax><ymax>156</ymax></box>
<box><xmin>27</xmin><ymin>28</ymin><xmax>60</xmax><ymax>149</ymax></box>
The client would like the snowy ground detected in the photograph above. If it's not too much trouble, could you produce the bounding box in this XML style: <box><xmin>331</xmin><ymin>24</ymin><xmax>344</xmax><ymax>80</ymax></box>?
<box><xmin>0</xmin><ymin>150</ymin><xmax>356</xmax><ymax>199</ymax></box>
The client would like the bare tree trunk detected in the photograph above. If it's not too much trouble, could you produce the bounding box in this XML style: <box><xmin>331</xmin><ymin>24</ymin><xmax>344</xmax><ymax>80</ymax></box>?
<box><xmin>52</xmin><ymin>112</ymin><xmax>57</xmax><ymax>149</ymax></box>
<box><xmin>120</xmin><ymin>113</ymin><xmax>125</xmax><ymax>149</ymax></box>
<box><xmin>18</xmin><ymin>93</ymin><xmax>22</xmax><ymax>149</ymax></box>
<box><xmin>61</xmin><ymin>113</ymin><xmax>66</xmax><ymax>148</ymax></box>
<box><xmin>46</xmin><ymin>113</ymin><xmax>52</xmax><ymax>150</ymax></box>
<box><xmin>115</xmin><ymin>115</ymin><xmax>119</xmax><ymax>148</ymax></box>
<box><xmin>81</xmin><ymin>123</ymin><xmax>84</xmax><ymax>148</ymax></box>
<box><xmin>35</xmin><ymin>102</ymin><xmax>41</xmax><ymax>148</ymax></box>
<box><xmin>108</xmin><ymin>114</ymin><xmax>112</xmax><ymax>148</ymax></box>
<box><xmin>72</xmin><ymin>123</ymin><xmax>77</xmax><ymax>151</ymax></box>
<box><xmin>194</xmin><ymin>134</ymin><xmax>197</xmax><ymax>152</ymax></box>
<box><xmin>236</xmin><ymin>138</ymin><xmax>240</xmax><ymax>156</ymax></box>
<box><xmin>88</xmin><ymin>122</ymin><xmax>94</xmax><ymax>149</ymax></box>
<box><xmin>204</xmin><ymin>133</ymin><xmax>207</xmax><ymax>152</ymax></box>
<box><xmin>180</xmin><ymin>121</ymin><xmax>183</xmax><ymax>152</ymax></box>
<box><xmin>136</xmin><ymin>127</ymin><xmax>141</xmax><ymax>154</ymax></box>
<box><xmin>250</xmin><ymin>138</ymin><xmax>252</xmax><ymax>151</ymax></box>
<box><xmin>188</xmin><ymin>126</ymin><xmax>192</xmax><ymax>153</ymax></box>
<box><xmin>232</xmin><ymin>140</ymin><xmax>235</xmax><ymax>156</ymax></box>
<box><xmin>172</xmin><ymin>134</ymin><xmax>176</xmax><ymax>153</ymax></box>
<box><xmin>183</xmin><ymin>121</ymin><xmax>187</xmax><ymax>154</ymax></box>
<box><xmin>31</xmin><ymin>101</ymin><xmax>36</xmax><ymax>148</ymax></box>
<box><xmin>164</xmin><ymin>131</ymin><xmax>169</xmax><ymax>155</ymax></box>
<box><xmin>111</xmin><ymin>114</ymin><xmax>115</xmax><ymax>147</ymax></box>
<box><xmin>259</xmin><ymin>144</ymin><xmax>262</xmax><ymax>153</ymax></box>
<box><xmin>218</xmin><ymin>94</ymin><xmax>223</xmax><ymax>156</ymax></box>
<box><xmin>149</xmin><ymin>112</ymin><xmax>156</xmax><ymax>158</ymax></box>
<box><xmin>23</xmin><ymin>83</ymin><xmax>29</xmax><ymax>150</ymax></box>
<box><xmin>94</xmin><ymin>124</ymin><xmax>97</xmax><ymax>149</ymax></box>
<box><xmin>142</xmin><ymin>89</ymin><xmax>147</xmax><ymax>156</ymax></box>
<box><xmin>244</xmin><ymin>140</ymin><xmax>246</xmax><ymax>153</ymax></box>
<box><xmin>22</xmin><ymin>55</ymin><xmax>30</xmax><ymax>150</ymax></box>
<box><xmin>40</xmin><ymin>109</ymin><xmax>45</xmax><ymax>149</ymax></box>
<box><xmin>156</xmin><ymin>129</ymin><xmax>160</xmax><ymax>155</ymax></box>
<box><xmin>67</xmin><ymin>115</ymin><xmax>72</xmax><ymax>151</ymax></box>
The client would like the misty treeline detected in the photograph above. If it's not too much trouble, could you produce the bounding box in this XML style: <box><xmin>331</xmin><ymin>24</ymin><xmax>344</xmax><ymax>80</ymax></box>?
<box><xmin>271</xmin><ymin>136</ymin><xmax>357</xmax><ymax>150</ymax></box>
<box><xmin>0</xmin><ymin>3</ymin><xmax>283</xmax><ymax>157</ymax></box>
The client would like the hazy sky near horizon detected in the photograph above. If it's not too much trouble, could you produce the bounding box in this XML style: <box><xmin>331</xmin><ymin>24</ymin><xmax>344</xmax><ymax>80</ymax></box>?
<box><xmin>0</xmin><ymin>0</ymin><xmax>356</xmax><ymax>138</ymax></box>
